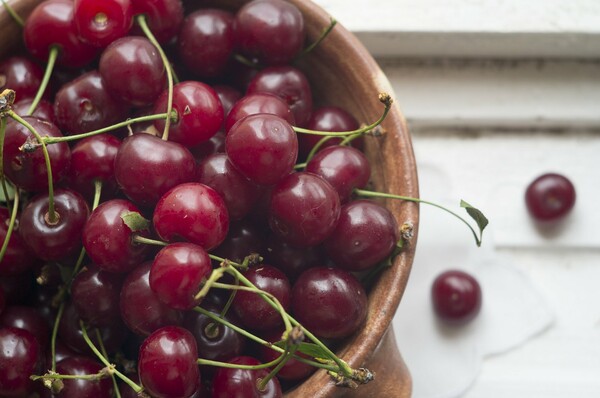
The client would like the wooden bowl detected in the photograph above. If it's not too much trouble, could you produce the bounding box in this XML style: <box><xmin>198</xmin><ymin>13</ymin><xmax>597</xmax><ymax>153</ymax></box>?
<box><xmin>0</xmin><ymin>1</ymin><xmax>419</xmax><ymax>396</ymax></box>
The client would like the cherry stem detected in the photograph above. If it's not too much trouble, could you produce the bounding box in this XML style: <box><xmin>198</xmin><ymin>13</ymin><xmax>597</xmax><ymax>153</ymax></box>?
<box><xmin>197</xmin><ymin>354</ymin><xmax>283</xmax><ymax>370</ymax></box>
<box><xmin>131</xmin><ymin>235</ymin><xmax>167</xmax><ymax>247</ymax></box>
<box><xmin>27</xmin><ymin>45</ymin><xmax>59</xmax><ymax>116</ymax></box>
<box><xmin>40</xmin><ymin>112</ymin><xmax>174</xmax><ymax>146</ymax></box>
<box><xmin>1</xmin><ymin>0</ymin><xmax>24</xmax><ymax>27</ymax></box>
<box><xmin>8</xmin><ymin>110</ymin><xmax>57</xmax><ymax>223</ymax></box>
<box><xmin>304</xmin><ymin>135</ymin><xmax>338</xmax><ymax>164</ymax></box>
<box><xmin>298</xmin><ymin>17</ymin><xmax>337</xmax><ymax>58</ymax></box>
<box><xmin>293</xmin><ymin>93</ymin><xmax>392</xmax><ymax>137</ymax></box>
<box><xmin>257</xmin><ymin>347</ymin><xmax>295</xmax><ymax>391</ymax></box>
<box><xmin>354</xmin><ymin>188</ymin><xmax>484</xmax><ymax>246</ymax></box>
<box><xmin>79</xmin><ymin>320</ymin><xmax>143</xmax><ymax>393</ymax></box>
<box><xmin>50</xmin><ymin>302</ymin><xmax>65</xmax><ymax>372</ymax></box>
<box><xmin>0</xmin><ymin>116</ymin><xmax>14</xmax><ymax>211</ymax></box>
<box><xmin>0</xmin><ymin>180</ymin><xmax>17</xmax><ymax>264</ymax></box>
<box><xmin>31</xmin><ymin>371</ymin><xmax>110</xmax><ymax>382</ymax></box>
<box><xmin>136</xmin><ymin>15</ymin><xmax>174</xmax><ymax>141</ymax></box>
<box><xmin>95</xmin><ymin>328</ymin><xmax>122</xmax><ymax>398</ymax></box>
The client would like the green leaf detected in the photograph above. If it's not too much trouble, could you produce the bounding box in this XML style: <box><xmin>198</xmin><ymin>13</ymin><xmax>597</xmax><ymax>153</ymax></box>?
<box><xmin>274</xmin><ymin>340</ymin><xmax>332</xmax><ymax>362</ymax></box>
<box><xmin>460</xmin><ymin>200</ymin><xmax>489</xmax><ymax>245</ymax></box>
<box><xmin>121</xmin><ymin>211</ymin><xmax>150</xmax><ymax>232</ymax></box>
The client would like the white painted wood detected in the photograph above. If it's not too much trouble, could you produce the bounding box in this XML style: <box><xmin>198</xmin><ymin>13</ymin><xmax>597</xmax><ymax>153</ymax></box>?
<box><xmin>380</xmin><ymin>59</ymin><xmax>600</xmax><ymax>129</ymax></box>
<box><xmin>312</xmin><ymin>0</ymin><xmax>600</xmax><ymax>58</ymax></box>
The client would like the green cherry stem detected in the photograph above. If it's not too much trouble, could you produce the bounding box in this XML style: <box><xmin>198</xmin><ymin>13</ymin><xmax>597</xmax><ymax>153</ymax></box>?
<box><xmin>79</xmin><ymin>320</ymin><xmax>143</xmax><ymax>394</ymax></box>
<box><xmin>27</xmin><ymin>45</ymin><xmax>59</xmax><ymax>115</ymax></box>
<box><xmin>136</xmin><ymin>14</ymin><xmax>174</xmax><ymax>141</ymax></box>
<box><xmin>50</xmin><ymin>303</ymin><xmax>65</xmax><ymax>371</ymax></box>
<box><xmin>0</xmin><ymin>180</ymin><xmax>17</xmax><ymax>264</ymax></box>
<box><xmin>293</xmin><ymin>93</ymin><xmax>392</xmax><ymax>138</ymax></box>
<box><xmin>197</xmin><ymin>354</ymin><xmax>283</xmax><ymax>370</ymax></box>
<box><xmin>131</xmin><ymin>235</ymin><xmax>167</xmax><ymax>247</ymax></box>
<box><xmin>1</xmin><ymin>0</ymin><xmax>24</xmax><ymax>27</ymax></box>
<box><xmin>354</xmin><ymin>188</ymin><xmax>486</xmax><ymax>246</ymax></box>
<box><xmin>95</xmin><ymin>328</ymin><xmax>122</xmax><ymax>398</ymax></box>
<box><xmin>0</xmin><ymin>116</ymin><xmax>12</xmax><ymax>210</ymax></box>
<box><xmin>8</xmin><ymin>110</ymin><xmax>57</xmax><ymax>222</ymax></box>
<box><xmin>298</xmin><ymin>17</ymin><xmax>337</xmax><ymax>57</ymax></box>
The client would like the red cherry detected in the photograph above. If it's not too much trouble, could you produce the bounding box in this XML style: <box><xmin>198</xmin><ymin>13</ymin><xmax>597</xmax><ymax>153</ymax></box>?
<box><xmin>525</xmin><ymin>173</ymin><xmax>576</xmax><ymax>222</ymax></box>
<box><xmin>431</xmin><ymin>270</ymin><xmax>482</xmax><ymax>325</ymax></box>
<box><xmin>74</xmin><ymin>0</ymin><xmax>134</xmax><ymax>47</ymax></box>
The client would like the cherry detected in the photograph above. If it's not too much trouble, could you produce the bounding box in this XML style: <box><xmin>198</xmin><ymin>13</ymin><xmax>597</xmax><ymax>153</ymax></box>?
<box><xmin>196</xmin><ymin>153</ymin><xmax>263</xmax><ymax>220</ymax></box>
<box><xmin>138</xmin><ymin>326</ymin><xmax>200</xmax><ymax>398</ymax></box>
<box><xmin>23</xmin><ymin>0</ymin><xmax>99</xmax><ymax>68</ymax></box>
<box><xmin>70</xmin><ymin>264</ymin><xmax>124</xmax><ymax>327</ymax></box>
<box><xmin>269</xmin><ymin>172</ymin><xmax>340</xmax><ymax>248</ymax></box>
<box><xmin>3</xmin><ymin>116</ymin><xmax>71</xmax><ymax>192</ymax></box>
<box><xmin>153</xmin><ymin>81</ymin><xmax>224</xmax><ymax>147</ymax></box>
<box><xmin>150</xmin><ymin>243</ymin><xmax>212</xmax><ymax>310</ymax></box>
<box><xmin>232</xmin><ymin>264</ymin><xmax>291</xmax><ymax>331</ymax></box>
<box><xmin>0</xmin><ymin>207</ymin><xmax>36</xmax><ymax>276</ymax></box>
<box><xmin>263</xmin><ymin>233</ymin><xmax>323</xmax><ymax>282</ymax></box>
<box><xmin>54</xmin><ymin>355</ymin><xmax>114</xmax><ymax>397</ymax></box>
<box><xmin>178</xmin><ymin>9</ymin><xmax>235</xmax><ymax>79</ymax></box>
<box><xmin>247</xmin><ymin>66</ymin><xmax>313</xmax><ymax>127</ymax></box>
<box><xmin>82</xmin><ymin>199</ymin><xmax>151</xmax><ymax>274</ymax></box>
<box><xmin>305</xmin><ymin>145</ymin><xmax>371</xmax><ymax>203</ymax></box>
<box><xmin>11</xmin><ymin>98</ymin><xmax>56</xmax><ymax>124</ymax></box>
<box><xmin>431</xmin><ymin>270</ymin><xmax>482</xmax><ymax>325</ymax></box>
<box><xmin>0</xmin><ymin>272</ymin><xmax>33</xmax><ymax>306</ymax></box>
<box><xmin>67</xmin><ymin>134</ymin><xmax>121</xmax><ymax>200</ymax></box>
<box><xmin>226</xmin><ymin>113</ymin><xmax>298</xmax><ymax>186</ymax></box>
<box><xmin>53</xmin><ymin>70</ymin><xmax>130</xmax><ymax>135</ymax></box>
<box><xmin>130</xmin><ymin>0</ymin><xmax>184</xmax><ymax>44</ymax></box>
<box><xmin>291</xmin><ymin>267</ymin><xmax>367</xmax><ymax>339</ymax></box>
<box><xmin>299</xmin><ymin>106</ymin><xmax>360</xmax><ymax>159</ymax></box>
<box><xmin>190</xmin><ymin>130</ymin><xmax>226</xmax><ymax>160</ymax></box>
<box><xmin>120</xmin><ymin>262</ymin><xmax>183</xmax><ymax>336</ymax></box>
<box><xmin>224</xmin><ymin>93</ymin><xmax>295</xmax><ymax>134</ymax></box>
<box><xmin>99</xmin><ymin>36</ymin><xmax>166</xmax><ymax>106</ymax></box>
<box><xmin>0</xmin><ymin>56</ymin><xmax>47</xmax><ymax>102</ymax></box>
<box><xmin>525</xmin><ymin>173</ymin><xmax>576</xmax><ymax>222</ymax></box>
<box><xmin>183</xmin><ymin>305</ymin><xmax>246</xmax><ymax>364</ymax></box>
<box><xmin>212</xmin><ymin>219</ymin><xmax>264</xmax><ymax>265</ymax></box>
<box><xmin>18</xmin><ymin>188</ymin><xmax>90</xmax><ymax>262</ymax></box>
<box><xmin>212</xmin><ymin>85</ymin><xmax>242</xmax><ymax>120</ymax></box>
<box><xmin>114</xmin><ymin>133</ymin><xmax>196</xmax><ymax>208</ymax></box>
<box><xmin>0</xmin><ymin>305</ymin><xmax>50</xmax><ymax>353</ymax></box>
<box><xmin>233</xmin><ymin>0</ymin><xmax>305</xmax><ymax>66</ymax></box>
<box><xmin>153</xmin><ymin>183</ymin><xmax>229</xmax><ymax>251</ymax></box>
<box><xmin>0</xmin><ymin>327</ymin><xmax>42</xmax><ymax>397</ymax></box>
<box><xmin>74</xmin><ymin>0</ymin><xmax>134</xmax><ymax>48</ymax></box>
<box><xmin>212</xmin><ymin>356</ymin><xmax>282</xmax><ymax>398</ymax></box>
<box><xmin>324</xmin><ymin>200</ymin><xmax>399</xmax><ymax>271</ymax></box>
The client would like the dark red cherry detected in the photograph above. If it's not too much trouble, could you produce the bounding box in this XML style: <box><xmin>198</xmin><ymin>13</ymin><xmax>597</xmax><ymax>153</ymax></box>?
<box><xmin>211</xmin><ymin>356</ymin><xmax>282</xmax><ymax>398</ymax></box>
<box><xmin>153</xmin><ymin>183</ymin><xmax>229</xmax><ymax>251</ymax></box>
<box><xmin>233</xmin><ymin>0</ymin><xmax>305</xmax><ymax>66</ymax></box>
<box><xmin>196</xmin><ymin>153</ymin><xmax>263</xmax><ymax>220</ymax></box>
<box><xmin>0</xmin><ymin>327</ymin><xmax>42</xmax><ymax>397</ymax></box>
<box><xmin>213</xmin><ymin>85</ymin><xmax>242</xmax><ymax>120</ymax></box>
<box><xmin>247</xmin><ymin>66</ymin><xmax>312</xmax><ymax>126</ymax></box>
<box><xmin>67</xmin><ymin>134</ymin><xmax>121</xmax><ymax>200</ymax></box>
<box><xmin>0</xmin><ymin>208</ymin><xmax>36</xmax><ymax>276</ymax></box>
<box><xmin>178</xmin><ymin>9</ymin><xmax>234</xmax><ymax>79</ymax></box>
<box><xmin>299</xmin><ymin>106</ymin><xmax>360</xmax><ymax>159</ymax></box>
<box><xmin>190</xmin><ymin>130</ymin><xmax>226</xmax><ymax>160</ymax></box>
<box><xmin>292</xmin><ymin>267</ymin><xmax>367</xmax><ymax>339</ymax></box>
<box><xmin>324</xmin><ymin>200</ymin><xmax>399</xmax><ymax>271</ymax></box>
<box><xmin>0</xmin><ymin>56</ymin><xmax>47</xmax><ymax>102</ymax></box>
<box><xmin>70</xmin><ymin>264</ymin><xmax>124</xmax><ymax>327</ymax></box>
<box><xmin>212</xmin><ymin>219</ymin><xmax>264</xmax><ymax>265</ymax></box>
<box><xmin>55</xmin><ymin>356</ymin><xmax>114</xmax><ymax>397</ymax></box>
<box><xmin>23</xmin><ymin>0</ymin><xmax>99</xmax><ymax>68</ymax></box>
<box><xmin>138</xmin><ymin>326</ymin><xmax>200</xmax><ymax>398</ymax></box>
<box><xmin>183</xmin><ymin>305</ymin><xmax>246</xmax><ymax>364</ymax></box>
<box><xmin>74</xmin><ymin>0</ymin><xmax>134</xmax><ymax>47</ymax></box>
<box><xmin>224</xmin><ymin>93</ymin><xmax>295</xmax><ymax>134</ymax></box>
<box><xmin>120</xmin><ymin>262</ymin><xmax>183</xmax><ymax>336</ymax></box>
<box><xmin>82</xmin><ymin>199</ymin><xmax>151</xmax><ymax>273</ymax></box>
<box><xmin>232</xmin><ymin>264</ymin><xmax>291</xmax><ymax>331</ymax></box>
<box><xmin>3</xmin><ymin>116</ymin><xmax>71</xmax><ymax>192</ymax></box>
<box><xmin>226</xmin><ymin>113</ymin><xmax>298</xmax><ymax>186</ymax></box>
<box><xmin>54</xmin><ymin>70</ymin><xmax>130</xmax><ymax>135</ymax></box>
<box><xmin>150</xmin><ymin>243</ymin><xmax>212</xmax><ymax>310</ymax></box>
<box><xmin>263</xmin><ymin>233</ymin><xmax>323</xmax><ymax>282</ymax></box>
<box><xmin>305</xmin><ymin>145</ymin><xmax>371</xmax><ymax>203</ymax></box>
<box><xmin>269</xmin><ymin>172</ymin><xmax>340</xmax><ymax>247</ymax></box>
<box><xmin>18</xmin><ymin>188</ymin><xmax>89</xmax><ymax>262</ymax></box>
<box><xmin>11</xmin><ymin>98</ymin><xmax>56</xmax><ymax>124</ymax></box>
<box><xmin>153</xmin><ymin>81</ymin><xmax>224</xmax><ymax>147</ymax></box>
<box><xmin>99</xmin><ymin>36</ymin><xmax>166</xmax><ymax>106</ymax></box>
<box><xmin>0</xmin><ymin>305</ymin><xmax>50</xmax><ymax>351</ymax></box>
<box><xmin>114</xmin><ymin>133</ymin><xmax>196</xmax><ymax>208</ymax></box>
<box><xmin>431</xmin><ymin>270</ymin><xmax>482</xmax><ymax>325</ymax></box>
<box><xmin>525</xmin><ymin>173</ymin><xmax>576</xmax><ymax>222</ymax></box>
<box><xmin>130</xmin><ymin>0</ymin><xmax>184</xmax><ymax>44</ymax></box>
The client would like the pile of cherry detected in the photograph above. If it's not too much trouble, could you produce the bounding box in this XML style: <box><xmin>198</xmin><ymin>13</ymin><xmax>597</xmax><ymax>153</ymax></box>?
<box><xmin>0</xmin><ymin>0</ymin><xmax>412</xmax><ymax>397</ymax></box>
